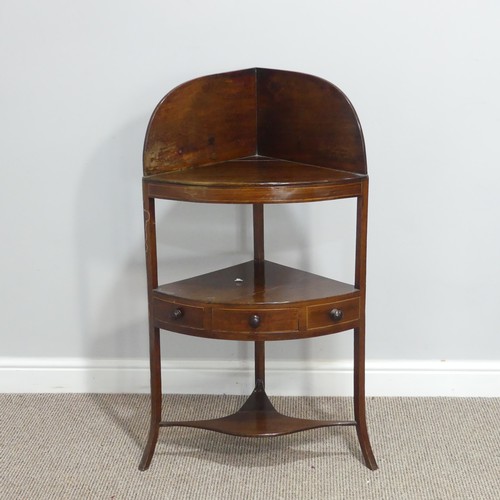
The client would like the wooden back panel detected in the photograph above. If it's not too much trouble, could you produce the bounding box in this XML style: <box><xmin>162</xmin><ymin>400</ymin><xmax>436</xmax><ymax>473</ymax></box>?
<box><xmin>257</xmin><ymin>69</ymin><xmax>366</xmax><ymax>174</ymax></box>
<box><xmin>144</xmin><ymin>68</ymin><xmax>366</xmax><ymax>176</ymax></box>
<box><xmin>144</xmin><ymin>69</ymin><xmax>257</xmax><ymax>176</ymax></box>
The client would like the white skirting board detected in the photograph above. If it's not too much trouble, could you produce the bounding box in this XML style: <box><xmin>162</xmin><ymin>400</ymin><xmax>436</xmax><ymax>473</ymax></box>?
<box><xmin>0</xmin><ymin>358</ymin><xmax>499</xmax><ymax>397</ymax></box>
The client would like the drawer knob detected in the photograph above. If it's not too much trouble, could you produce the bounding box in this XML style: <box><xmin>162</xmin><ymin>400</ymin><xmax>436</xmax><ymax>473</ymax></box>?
<box><xmin>171</xmin><ymin>308</ymin><xmax>184</xmax><ymax>320</ymax></box>
<box><xmin>329</xmin><ymin>308</ymin><xmax>343</xmax><ymax>321</ymax></box>
<box><xmin>248</xmin><ymin>314</ymin><xmax>261</xmax><ymax>328</ymax></box>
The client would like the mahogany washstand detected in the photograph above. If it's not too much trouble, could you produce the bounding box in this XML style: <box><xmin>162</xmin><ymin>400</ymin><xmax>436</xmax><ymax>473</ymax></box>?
<box><xmin>139</xmin><ymin>68</ymin><xmax>378</xmax><ymax>471</ymax></box>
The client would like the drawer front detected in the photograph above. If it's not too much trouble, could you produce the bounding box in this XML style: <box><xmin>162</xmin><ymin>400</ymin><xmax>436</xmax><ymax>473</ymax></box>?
<box><xmin>152</xmin><ymin>298</ymin><xmax>205</xmax><ymax>330</ymax></box>
<box><xmin>307</xmin><ymin>297</ymin><xmax>360</xmax><ymax>330</ymax></box>
<box><xmin>212</xmin><ymin>308</ymin><xmax>299</xmax><ymax>333</ymax></box>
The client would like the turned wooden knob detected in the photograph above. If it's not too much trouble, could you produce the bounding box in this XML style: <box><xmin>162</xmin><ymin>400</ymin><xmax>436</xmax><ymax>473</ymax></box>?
<box><xmin>171</xmin><ymin>308</ymin><xmax>184</xmax><ymax>320</ymax></box>
<box><xmin>248</xmin><ymin>314</ymin><xmax>261</xmax><ymax>328</ymax></box>
<box><xmin>329</xmin><ymin>308</ymin><xmax>343</xmax><ymax>321</ymax></box>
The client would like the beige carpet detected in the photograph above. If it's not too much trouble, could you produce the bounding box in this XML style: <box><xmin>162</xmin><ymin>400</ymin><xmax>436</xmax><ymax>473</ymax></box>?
<box><xmin>1</xmin><ymin>394</ymin><xmax>499</xmax><ymax>499</ymax></box>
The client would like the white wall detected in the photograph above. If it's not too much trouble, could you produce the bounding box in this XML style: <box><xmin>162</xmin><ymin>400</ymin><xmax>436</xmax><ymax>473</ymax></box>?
<box><xmin>1</xmin><ymin>1</ymin><xmax>499</xmax><ymax>395</ymax></box>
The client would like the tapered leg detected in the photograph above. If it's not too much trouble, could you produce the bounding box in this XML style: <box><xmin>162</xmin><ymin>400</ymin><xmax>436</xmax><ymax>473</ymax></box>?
<box><xmin>352</xmin><ymin>181</ymin><xmax>377</xmax><ymax>470</ymax></box>
<box><xmin>139</xmin><ymin>190</ymin><xmax>161</xmax><ymax>471</ymax></box>
<box><xmin>354</xmin><ymin>325</ymin><xmax>378</xmax><ymax>470</ymax></box>
<box><xmin>253</xmin><ymin>204</ymin><xmax>266</xmax><ymax>390</ymax></box>
<box><xmin>139</xmin><ymin>326</ymin><xmax>162</xmax><ymax>470</ymax></box>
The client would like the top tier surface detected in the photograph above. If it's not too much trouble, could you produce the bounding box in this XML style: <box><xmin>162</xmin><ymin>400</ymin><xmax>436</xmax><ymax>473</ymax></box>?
<box><xmin>143</xmin><ymin>68</ymin><xmax>367</xmax><ymax>203</ymax></box>
<box><xmin>144</xmin><ymin>155</ymin><xmax>366</xmax><ymax>203</ymax></box>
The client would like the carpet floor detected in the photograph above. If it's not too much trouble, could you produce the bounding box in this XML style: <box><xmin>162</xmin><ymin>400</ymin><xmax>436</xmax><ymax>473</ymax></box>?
<box><xmin>1</xmin><ymin>394</ymin><xmax>499</xmax><ymax>499</ymax></box>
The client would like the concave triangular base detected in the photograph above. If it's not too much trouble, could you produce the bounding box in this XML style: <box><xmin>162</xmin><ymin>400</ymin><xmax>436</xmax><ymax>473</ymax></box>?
<box><xmin>159</xmin><ymin>383</ymin><xmax>355</xmax><ymax>437</ymax></box>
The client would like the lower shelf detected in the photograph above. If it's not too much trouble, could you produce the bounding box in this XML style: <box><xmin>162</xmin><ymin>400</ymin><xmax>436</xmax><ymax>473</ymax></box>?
<box><xmin>159</xmin><ymin>383</ymin><xmax>356</xmax><ymax>437</ymax></box>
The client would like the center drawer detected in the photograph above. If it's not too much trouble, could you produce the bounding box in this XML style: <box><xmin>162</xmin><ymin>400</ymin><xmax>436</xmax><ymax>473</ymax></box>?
<box><xmin>212</xmin><ymin>307</ymin><xmax>299</xmax><ymax>333</ymax></box>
